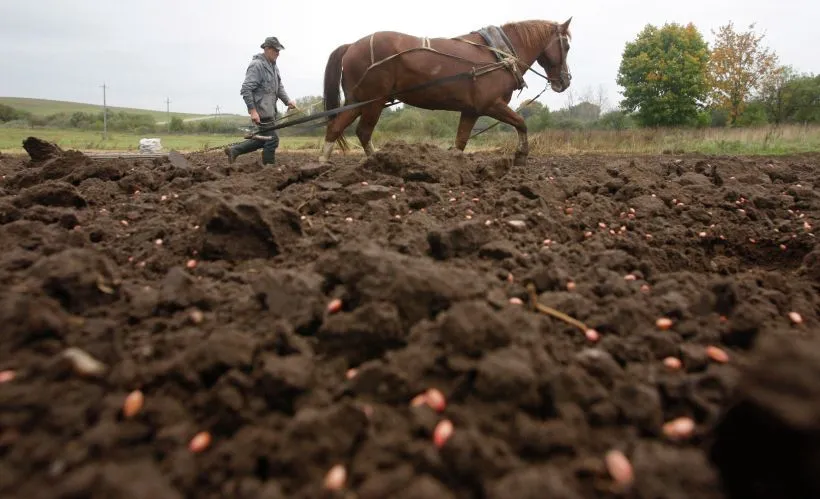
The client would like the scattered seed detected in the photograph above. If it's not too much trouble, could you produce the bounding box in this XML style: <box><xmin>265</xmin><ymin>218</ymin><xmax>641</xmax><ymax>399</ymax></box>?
<box><xmin>345</xmin><ymin>217</ymin><xmax>353</xmax><ymax>223</ymax></box>
<box><xmin>346</xmin><ymin>368</ymin><xmax>358</xmax><ymax>380</ymax></box>
<box><xmin>663</xmin><ymin>357</ymin><xmax>682</xmax><ymax>370</ymax></box>
<box><xmin>324</xmin><ymin>464</ymin><xmax>347</xmax><ymax>490</ymax></box>
<box><xmin>662</xmin><ymin>417</ymin><xmax>695</xmax><ymax>440</ymax></box>
<box><xmin>706</xmin><ymin>346</ymin><xmax>729</xmax><ymax>363</ymax></box>
<box><xmin>598</xmin><ymin>222</ymin><xmax>607</xmax><ymax>229</ymax></box>
<box><xmin>605</xmin><ymin>449</ymin><xmax>634</xmax><ymax>487</ymax></box>
<box><xmin>640</xmin><ymin>284</ymin><xmax>650</xmax><ymax>293</ymax></box>
<box><xmin>566</xmin><ymin>281</ymin><xmax>576</xmax><ymax>291</ymax></box>
<box><xmin>584</xmin><ymin>231</ymin><xmax>593</xmax><ymax>238</ymax></box>
<box><xmin>190</xmin><ymin>309</ymin><xmax>204</xmax><ymax>324</ymax></box>
<box><xmin>585</xmin><ymin>329</ymin><xmax>600</xmax><ymax>342</ymax></box>
<box><xmin>509</xmin><ymin>297</ymin><xmax>524</xmax><ymax>305</ymax></box>
<box><xmin>62</xmin><ymin>347</ymin><xmax>107</xmax><ymax>377</ymax></box>
<box><xmin>154</xmin><ymin>239</ymin><xmax>163</xmax><ymax>246</ymax></box>
<box><xmin>123</xmin><ymin>390</ymin><xmax>144</xmax><ymax>418</ymax></box>
<box><xmin>699</xmin><ymin>231</ymin><xmax>707</xmax><ymax>238</ymax></box>
<box><xmin>186</xmin><ymin>259</ymin><xmax>198</xmax><ymax>269</ymax></box>
<box><xmin>0</xmin><ymin>370</ymin><xmax>15</xmax><ymax>383</ymax></box>
<box><xmin>624</xmin><ymin>274</ymin><xmax>637</xmax><ymax>281</ymax></box>
<box><xmin>565</xmin><ymin>207</ymin><xmax>574</xmax><ymax>215</ymax></box>
<box><xmin>327</xmin><ymin>298</ymin><xmax>343</xmax><ymax>314</ymax></box>
<box><xmin>433</xmin><ymin>419</ymin><xmax>454</xmax><ymax>448</ymax></box>
<box><xmin>655</xmin><ymin>317</ymin><xmax>673</xmax><ymax>330</ymax></box>
<box><xmin>425</xmin><ymin>388</ymin><xmax>447</xmax><ymax>412</ymax></box>
<box><xmin>788</xmin><ymin>311</ymin><xmax>803</xmax><ymax>324</ymax></box>
<box><xmin>189</xmin><ymin>431</ymin><xmax>211</xmax><ymax>453</ymax></box>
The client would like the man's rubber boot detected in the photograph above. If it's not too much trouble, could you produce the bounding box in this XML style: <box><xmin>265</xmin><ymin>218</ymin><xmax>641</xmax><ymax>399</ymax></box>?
<box><xmin>224</xmin><ymin>146</ymin><xmax>237</xmax><ymax>164</ymax></box>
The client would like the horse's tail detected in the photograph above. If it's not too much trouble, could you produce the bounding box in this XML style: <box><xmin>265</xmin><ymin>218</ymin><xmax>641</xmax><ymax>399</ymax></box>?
<box><xmin>322</xmin><ymin>43</ymin><xmax>351</xmax><ymax>151</ymax></box>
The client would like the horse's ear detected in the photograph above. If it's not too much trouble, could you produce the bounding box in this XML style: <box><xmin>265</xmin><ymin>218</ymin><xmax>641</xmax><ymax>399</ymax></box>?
<box><xmin>561</xmin><ymin>17</ymin><xmax>572</xmax><ymax>31</ymax></box>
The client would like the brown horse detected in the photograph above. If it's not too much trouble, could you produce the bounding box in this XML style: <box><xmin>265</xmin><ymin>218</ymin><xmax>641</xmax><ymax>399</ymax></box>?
<box><xmin>318</xmin><ymin>18</ymin><xmax>572</xmax><ymax>166</ymax></box>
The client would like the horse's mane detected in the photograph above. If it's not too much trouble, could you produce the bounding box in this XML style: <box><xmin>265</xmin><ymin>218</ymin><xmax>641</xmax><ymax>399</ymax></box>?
<box><xmin>501</xmin><ymin>20</ymin><xmax>571</xmax><ymax>47</ymax></box>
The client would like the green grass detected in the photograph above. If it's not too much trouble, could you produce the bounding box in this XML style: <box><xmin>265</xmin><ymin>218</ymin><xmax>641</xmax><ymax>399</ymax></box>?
<box><xmin>0</xmin><ymin>97</ymin><xmax>245</xmax><ymax>123</ymax></box>
<box><xmin>2</xmin><ymin>124</ymin><xmax>819</xmax><ymax>156</ymax></box>
<box><xmin>0</xmin><ymin>127</ymin><xmax>322</xmax><ymax>153</ymax></box>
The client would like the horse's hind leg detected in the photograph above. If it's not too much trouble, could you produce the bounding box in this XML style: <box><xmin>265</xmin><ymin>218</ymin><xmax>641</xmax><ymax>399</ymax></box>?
<box><xmin>319</xmin><ymin>108</ymin><xmax>361</xmax><ymax>164</ymax></box>
<box><xmin>484</xmin><ymin>100</ymin><xmax>528</xmax><ymax>166</ymax></box>
<box><xmin>356</xmin><ymin>102</ymin><xmax>385</xmax><ymax>156</ymax></box>
<box><xmin>453</xmin><ymin>111</ymin><xmax>479</xmax><ymax>151</ymax></box>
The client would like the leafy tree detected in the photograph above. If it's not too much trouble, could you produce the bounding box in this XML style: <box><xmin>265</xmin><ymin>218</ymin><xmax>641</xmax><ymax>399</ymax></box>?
<box><xmin>783</xmin><ymin>74</ymin><xmax>820</xmax><ymax>123</ymax></box>
<box><xmin>616</xmin><ymin>23</ymin><xmax>710</xmax><ymax>127</ymax></box>
<box><xmin>708</xmin><ymin>21</ymin><xmax>778</xmax><ymax>125</ymax></box>
<box><xmin>758</xmin><ymin>65</ymin><xmax>796</xmax><ymax>124</ymax></box>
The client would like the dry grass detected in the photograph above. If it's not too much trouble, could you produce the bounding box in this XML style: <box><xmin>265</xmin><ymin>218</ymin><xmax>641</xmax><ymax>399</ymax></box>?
<box><xmin>495</xmin><ymin>124</ymin><xmax>820</xmax><ymax>156</ymax></box>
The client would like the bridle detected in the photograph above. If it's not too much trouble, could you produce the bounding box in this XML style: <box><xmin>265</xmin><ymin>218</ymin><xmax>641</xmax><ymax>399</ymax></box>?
<box><xmin>543</xmin><ymin>23</ymin><xmax>572</xmax><ymax>86</ymax></box>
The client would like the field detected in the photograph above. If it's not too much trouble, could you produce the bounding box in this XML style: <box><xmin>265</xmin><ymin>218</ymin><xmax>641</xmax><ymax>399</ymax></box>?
<box><xmin>0</xmin><ymin>138</ymin><xmax>818</xmax><ymax>498</ymax></box>
<box><xmin>2</xmin><ymin>124</ymin><xmax>819</xmax><ymax>157</ymax></box>
<box><xmin>0</xmin><ymin>97</ymin><xmax>220</xmax><ymax>123</ymax></box>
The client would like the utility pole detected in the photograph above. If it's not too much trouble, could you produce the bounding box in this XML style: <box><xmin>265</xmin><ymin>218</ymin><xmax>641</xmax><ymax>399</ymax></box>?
<box><xmin>215</xmin><ymin>105</ymin><xmax>220</xmax><ymax>117</ymax></box>
<box><xmin>101</xmin><ymin>83</ymin><xmax>108</xmax><ymax>140</ymax></box>
<box><xmin>165</xmin><ymin>97</ymin><xmax>171</xmax><ymax>132</ymax></box>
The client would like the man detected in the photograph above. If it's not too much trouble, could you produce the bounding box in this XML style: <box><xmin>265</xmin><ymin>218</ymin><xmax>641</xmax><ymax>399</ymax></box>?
<box><xmin>225</xmin><ymin>36</ymin><xmax>297</xmax><ymax>165</ymax></box>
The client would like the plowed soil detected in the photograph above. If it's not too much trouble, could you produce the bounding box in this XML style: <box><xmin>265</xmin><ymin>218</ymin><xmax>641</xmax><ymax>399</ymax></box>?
<box><xmin>1</xmin><ymin>141</ymin><xmax>819</xmax><ymax>499</ymax></box>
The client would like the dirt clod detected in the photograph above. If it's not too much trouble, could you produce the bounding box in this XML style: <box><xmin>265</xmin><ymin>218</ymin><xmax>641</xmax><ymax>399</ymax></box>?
<box><xmin>0</xmin><ymin>141</ymin><xmax>818</xmax><ymax>498</ymax></box>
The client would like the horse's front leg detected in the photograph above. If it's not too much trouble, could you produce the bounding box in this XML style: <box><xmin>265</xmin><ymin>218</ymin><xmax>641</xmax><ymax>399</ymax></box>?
<box><xmin>484</xmin><ymin>100</ymin><xmax>528</xmax><ymax>166</ymax></box>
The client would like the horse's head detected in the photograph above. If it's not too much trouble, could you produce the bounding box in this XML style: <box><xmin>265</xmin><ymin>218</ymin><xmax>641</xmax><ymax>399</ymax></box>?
<box><xmin>537</xmin><ymin>18</ymin><xmax>572</xmax><ymax>92</ymax></box>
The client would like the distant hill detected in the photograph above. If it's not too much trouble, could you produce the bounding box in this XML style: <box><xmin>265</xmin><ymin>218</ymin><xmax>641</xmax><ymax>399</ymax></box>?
<box><xmin>0</xmin><ymin>97</ymin><xmax>247</xmax><ymax>124</ymax></box>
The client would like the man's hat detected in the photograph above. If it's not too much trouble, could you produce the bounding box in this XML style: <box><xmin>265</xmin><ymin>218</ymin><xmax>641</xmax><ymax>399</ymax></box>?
<box><xmin>261</xmin><ymin>36</ymin><xmax>285</xmax><ymax>50</ymax></box>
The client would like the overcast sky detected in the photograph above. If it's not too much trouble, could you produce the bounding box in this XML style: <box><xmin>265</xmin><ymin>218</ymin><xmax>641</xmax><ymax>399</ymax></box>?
<box><xmin>1</xmin><ymin>0</ymin><xmax>817</xmax><ymax>118</ymax></box>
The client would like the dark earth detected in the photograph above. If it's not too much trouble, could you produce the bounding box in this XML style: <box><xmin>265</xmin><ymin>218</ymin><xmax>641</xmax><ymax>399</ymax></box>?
<box><xmin>1</xmin><ymin>138</ymin><xmax>819</xmax><ymax>498</ymax></box>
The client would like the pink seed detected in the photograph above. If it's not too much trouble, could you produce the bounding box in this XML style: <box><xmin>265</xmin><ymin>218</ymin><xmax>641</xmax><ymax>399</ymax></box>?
<box><xmin>122</xmin><ymin>390</ymin><xmax>144</xmax><ymax>418</ymax></box>
<box><xmin>327</xmin><ymin>298</ymin><xmax>342</xmax><ymax>313</ymax></box>
<box><xmin>345</xmin><ymin>368</ymin><xmax>358</xmax><ymax>380</ymax></box>
<box><xmin>605</xmin><ymin>449</ymin><xmax>634</xmax><ymax>487</ymax></box>
<box><xmin>434</xmin><ymin>419</ymin><xmax>454</xmax><ymax>448</ymax></box>
<box><xmin>706</xmin><ymin>346</ymin><xmax>729</xmax><ymax>363</ymax></box>
<box><xmin>585</xmin><ymin>329</ymin><xmax>600</xmax><ymax>342</ymax></box>
<box><xmin>566</xmin><ymin>281</ymin><xmax>576</xmax><ymax>291</ymax></box>
<box><xmin>0</xmin><ymin>370</ymin><xmax>15</xmax><ymax>383</ymax></box>
<box><xmin>324</xmin><ymin>464</ymin><xmax>347</xmax><ymax>490</ymax></box>
<box><xmin>640</xmin><ymin>284</ymin><xmax>651</xmax><ymax>293</ymax></box>
<box><xmin>656</xmin><ymin>317</ymin><xmax>673</xmax><ymax>330</ymax></box>
<box><xmin>186</xmin><ymin>259</ymin><xmax>198</xmax><ymax>269</ymax></box>
<box><xmin>425</xmin><ymin>388</ymin><xmax>447</xmax><ymax>412</ymax></box>
<box><xmin>624</xmin><ymin>274</ymin><xmax>636</xmax><ymax>281</ymax></box>
<box><xmin>663</xmin><ymin>357</ymin><xmax>682</xmax><ymax>370</ymax></box>
<box><xmin>509</xmin><ymin>297</ymin><xmax>524</xmax><ymax>305</ymax></box>
<box><xmin>789</xmin><ymin>311</ymin><xmax>803</xmax><ymax>324</ymax></box>
<box><xmin>663</xmin><ymin>417</ymin><xmax>695</xmax><ymax>440</ymax></box>
<box><xmin>189</xmin><ymin>431</ymin><xmax>211</xmax><ymax>453</ymax></box>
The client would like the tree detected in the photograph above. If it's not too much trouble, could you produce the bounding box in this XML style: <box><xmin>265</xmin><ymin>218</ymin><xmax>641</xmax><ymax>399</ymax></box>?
<box><xmin>759</xmin><ymin>65</ymin><xmax>796</xmax><ymax>124</ymax></box>
<box><xmin>616</xmin><ymin>23</ymin><xmax>711</xmax><ymax>127</ymax></box>
<box><xmin>708</xmin><ymin>21</ymin><xmax>778</xmax><ymax>125</ymax></box>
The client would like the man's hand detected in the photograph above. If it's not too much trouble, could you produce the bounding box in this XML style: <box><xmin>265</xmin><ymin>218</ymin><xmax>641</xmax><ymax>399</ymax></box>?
<box><xmin>287</xmin><ymin>101</ymin><xmax>298</xmax><ymax>110</ymax></box>
<box><xmin>249</xmin><ymin>108</ymin><xmax>261</xmax><ymax>125</ymax></box>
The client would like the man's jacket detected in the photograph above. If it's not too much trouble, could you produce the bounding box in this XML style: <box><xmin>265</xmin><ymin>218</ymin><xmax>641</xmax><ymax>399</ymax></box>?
<box><xmin>240</xmin><ymin>53</ymin><xmax>291</xmax><ymax>121</ymax></box>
